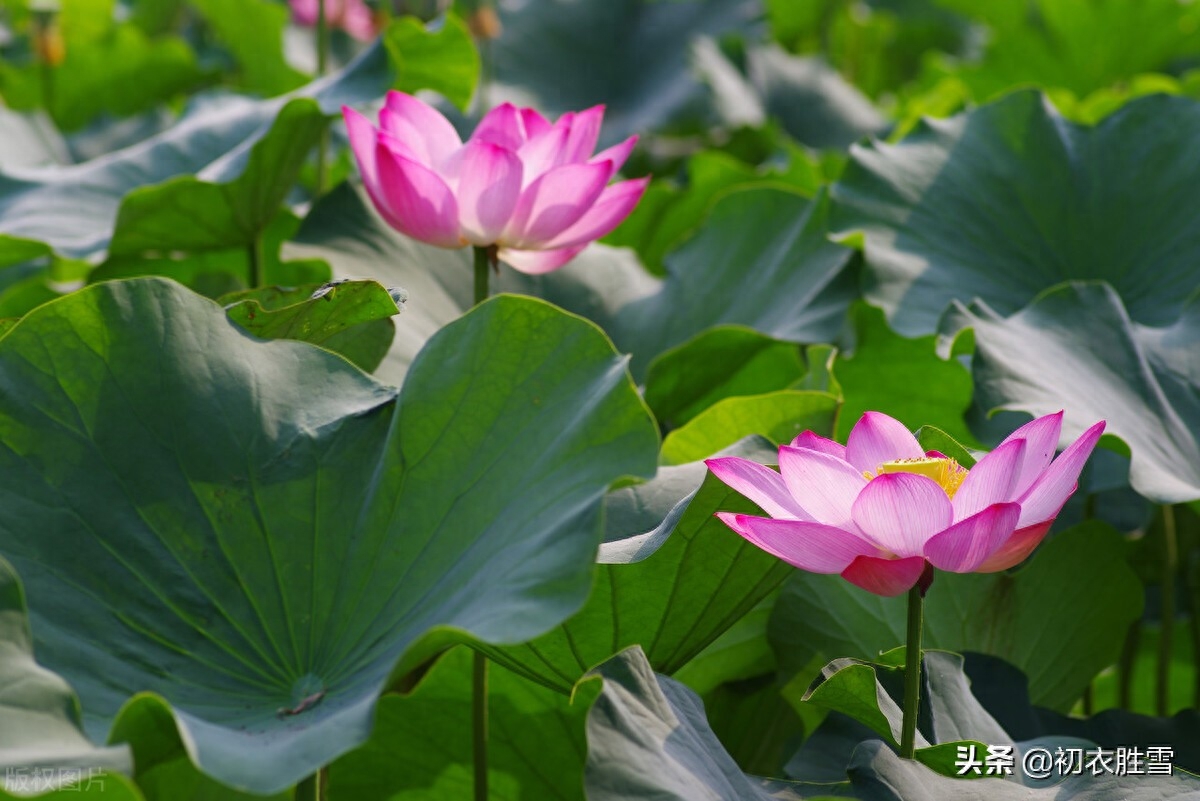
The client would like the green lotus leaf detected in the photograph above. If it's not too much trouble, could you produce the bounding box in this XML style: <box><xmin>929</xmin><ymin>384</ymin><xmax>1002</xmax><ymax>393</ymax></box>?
<box><xmin>189</xmin><ymin>0</ymin><xmax>306</xmax><ymax>96</ymax></box>
<box><xmin>583</xmin><ymin>647</ymin><xmax>846</xmax><ymax>800</ymax></box>
<box><xmin>222</xmin><ymin>279</ymin><xmax>403</xmax><ymax>372</ymax></box>
<box><xmin>0</xmin><ymin>278</ymin><xmax>657</xmax><ymax>793</ymax></box>
<box><xmin>831</xmin><ymin>91</ymin><xmax>1200</xmax><ymax>335</ymax></box>
<box><xmin>941</xmin><ymin>281</ymin><xmax>1200</xmax><ymax>504</ymax></box>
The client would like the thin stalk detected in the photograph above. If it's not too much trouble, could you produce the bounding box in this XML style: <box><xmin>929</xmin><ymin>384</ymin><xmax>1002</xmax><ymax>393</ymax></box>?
<box><xmin>295</xmin><ymin>772</ymin><xmax>320</xmax><ymax>801</ymax></box>
<box><xmin>1118</xmin><ymin>619</ymin><xmax>1141</xmax><ymax>710</ymax></box>
<box><xmin>473</xmin><ymin>246</ymin><xmax>490</xmax><ymax>306</ymax></box>
<box><xmin>248</xmin><ymin>233</ymin><xmax>266</xmax><ymax>288</ymax></box>
<box><xmin>900</xmin><ymin>582</ymin><xmax>924</xmax><ymax>759</ymax></box>
<box><xmin>473</xmin><ymin>651</ymin><xmax>489</xmax><ymax>801</ymax></box>
<box><xmin>1158</xmin><ymin>504</ymin><xmax>1178</xmax><ymax>716</ymax></box>
<box><xmin>314</xmin><ymin>0</ymin><xmax>330</xmax><ymax>195</ymax></box>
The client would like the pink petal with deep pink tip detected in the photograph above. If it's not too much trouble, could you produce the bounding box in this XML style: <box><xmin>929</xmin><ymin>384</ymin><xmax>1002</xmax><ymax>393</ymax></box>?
<box><xmin>543</xmin><ymin>178</ymin><xmax>649</xmax><ymax>250</ymax></box>
<box><xmin>1001</xmin><ymin>411</ymin><xmax>1064</xmax><ymax>497</ymax></box>
<box><xmin>471</xmin><ymin>103</ymin><xmax>525</xmax><ymax>150</ymax></box>
<box><xmin>845</xmin><ymin>411</ymin><xmax>924</xmax><ymax>473</ymax></box>
<box><xmin>924</xmin><ymin>503</ymin><xmax>1020</xmax><ymax>572</ymax></box>
<box><xmin>343</xmin><ymin>106</ymin><xmax>381</xmax><ymax>187</ymax></box>
<box><xmin>975</xmin><ymin>521</ymin><xmax>1053</xmax><ymax>572</ymax></box>
<box><xmin>776</xmin><ymin>446</ymin><xmax>866</xmax><ymax>529</ymax></box>
<box><xmin>841</xmin><ymin>555</ymin><xmax>928</xmax><ymax>597</ymax></box>
<box><xmin>498</xmin><ymin>245</ymin><xmax>585</xmax><ymax>275</ymax></box>
<box><xmin>455</xmin><ymin>140</ymin><xmax>523</xmax><ymax>245</ymax></box>
<box><xmin>561</xmin><ymin>105</ymin><xmax>604</xmax><ymax>163</ymax></box>
<box><xmin>503</xmin><ymin>161</ymin><xmax>611</xmax><ymax>248</ymax></box>
<box><xmin>374</xmin><ymin>141</ymin><xmax>463</xmax><ymax>249</ymax></box>
<box><xmin>519</xmin><ymin>107</ymin><xmax>552</xmax><ymax>140</ymax></box>
<box><xmin>705</xmin><ymin>457</ymin><xmax>812</xmax><ymax>520</ymax></box>
<box><xmin>716</xmin><ymin>513</ymin><xmax>879</xmax><ymax>573</ymax></box>
<box><xmin>790</xmin><ymin>431</ymin><xmax>847</xmax><ymax>460</ymax></box>
<box><xmin>850</xmin><ymin>473</ymin><xmax>952</xmax><ymax>557</ymax></box>
<box><xmin>591</xmin><ymin>135</ymin><xmax>637</xmax><ymax>177</ymax></box>
<box><xmin>951</xmin><ymin>438</ymin><xmax>1025</xmax><ymax>521</ymax></box>
<box><xmin>517</xmin><ymin>124</ymin><xmax>570</xmax><ymax>186</ymax></box>
<box><xmin>380</xmin><ymin>91</ymin><xmax>462</xmax><ymax>169</ymax></box>
<box><xmin>1016</xmin><ymin>420</ymin><xmax>1106</xmax><ymax>528</ymax></box>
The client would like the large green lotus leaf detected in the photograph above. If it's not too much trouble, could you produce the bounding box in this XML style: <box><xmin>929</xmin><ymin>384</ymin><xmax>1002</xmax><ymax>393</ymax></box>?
<box><xmin>0</xmin><ymin>40</ymin><xmax>391</xmax><ymax>261</ymax></box>
<box><xmin>107</xmin><ymin>98</ymin><xmax>326</xmax><ymax>257</ymax></box>
<box><xmin>483</xmin><ymin>441</ymin><xmax>794</xmax><ymax>695</ymax></box>
<box><xmin>488</xmin><ymin>0</ymin><xmax>760</xmax><ymax>145</ymax></box>
<box><xmin>830</xmin><ymin>91</ymin><xmax>1200</xmax><ymax>335</ymax></box>
<box><xmin>661</xmin><ymin>390</ymin><xmax>839</xmax><ymax>464</ymax></box>
<box><xmin>0</xmin><ymin>8</ymin><xmax>205</xmax><ymax>132</ymax></box>
<box><xmin>222</xmin><ymin>280</ymin><xmax>403</xmax><ymax>373</ymax></box>
<box><xmin>189</xmin><ymin>0</ymin><xmax>307</xmax><ymax>96</ymax></box>
<box><xmin>941</xmin><ymin>281</ymin><xmax>1200</xmax><ymax>504</ymax></box>
<box><xmin>327</xmin><ymin>647</ymin><xmax>595</xmax><ymax>800</ymax></box>
<box><xmin>0</xmin><ymin>558</ymin><xmax>132</xmax><ymax>790</ymax></box>
<box><xmin>844</xmin><ymin>739</ymin><xmax>1200</xmax><ymax>800</ymax></box>
<box><xmin>583</xmin><ymin>647</ymin><xmax>846</xmax><ymax>800</ymax></box>
<box><xmin>0</xmin><ymin>279</ymin><xmax>658</xmax><ymax>793</ymax></box>
<box><xmin>769</xmin><ymin>522</ymin><xmax>1143</xmax><ymax>712</ymax></box>
<box><xmin>935</xmin><ymin>0</ymin><xmax>1200</xmax><ymax>100</ymax></box>
<box><xmin>614</xmin><ymin>186</ymin><xmax>857</xmax><ymax>377</ymax></box>
<box><xmin>833</xmin><ymin>303</ymin><xmax>975</xmax><ymax>444</ymax></box>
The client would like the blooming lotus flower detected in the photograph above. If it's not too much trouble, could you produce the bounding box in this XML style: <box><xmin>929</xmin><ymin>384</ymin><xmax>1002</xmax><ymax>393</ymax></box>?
<box><xmin>291</xmin><ymin>0</ymin><xmax>376</xmax><ymax>42</ymax></box>
<box><xmin>342</xmin><ymin>91</ymin><xmax>649</xmax><ymax>274</ymax></box>
<box><xmin>707</xmin><ymin>411</ymin><xmax>1106</xmax><ymax>596</ymax></box>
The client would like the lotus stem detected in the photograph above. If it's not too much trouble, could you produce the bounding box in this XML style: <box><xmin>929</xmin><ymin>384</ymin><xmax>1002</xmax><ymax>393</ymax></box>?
<box><xmin>1157</xmin><ymin>504</ymin><xmax>1178</xmax><ymax>716</ymax></box>
<box><xmin>473</xmin><ymin>246</ymin><xmax>490</xmax><ymax>306</ymax></box>
<box><xmin>473</xmin><ymin>651</ymin><xmax>489</xmax><ymax>801</ymax></box>
<box><xmin>295</xmin><ymin>771</ymin><xmax>321</xmax><ymax>801</ymax></box>
<box><xmin>248</xmin><ymin>233</ymin><xmax>266</xmax><ymax>289</ymax></box>
<box><xmin>1118</xmin><ymin>618</ymin><xmax>1141</xmax><ymax>710</ymax></box>
<box><xmin>900</xmin><ymin>575</ymin><xmax>926</xmax><ymax>759</ymax></box>
<box><xmin>314</xmin><ymin>0</ymin><xmax>329</xmax><ymax>195</ymax></box>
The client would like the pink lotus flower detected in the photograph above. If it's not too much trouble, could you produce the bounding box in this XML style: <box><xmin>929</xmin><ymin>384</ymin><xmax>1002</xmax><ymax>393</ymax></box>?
<box><xmin>707</xmin><ymin>411</ymin><xmax>1106</xmax><ymax>596</ymax></box>
<box><xmin>342</xmin><ymin>91</ymin><xmax>649</xmax><ymax>274</ymax></box>
<box><xmin>291</xmin><ymin>0</ymin><xmax>376</xmax><ymax>42</ymax></box>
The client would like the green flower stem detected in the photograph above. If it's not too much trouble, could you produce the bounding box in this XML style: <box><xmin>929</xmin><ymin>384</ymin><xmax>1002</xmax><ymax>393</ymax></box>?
<box><xmin>473</xmin><ymin>651</ymin><xmax>489</xmax><ymax>801</ymax></box>
<box><xmin>248</xmin><ymin>232</ymin><xmax>265</xmax><ymax>289</ymax></box>
<box><xmin>900</xmin><ymin>579</ymin><xmax>925</xmax><ymax>759</ymax></box>
<box><xmin>1118</xmin><ymin>619</ymin><xmax>1141</xmax><ymax>710</ymax></box>
<box><xmin>474</xmin><ymin>246</ymin><xmax>491</xmax><ymax>306</ymax></box>
<box><xmin>295</xmin><ymin>771</ymin><xmax>321</xmax><ymax>801</ymax></box>
<box><xmin>314</xmin><ymin>0</ymin><xmax>329</xmax><ymax>196</ymax></box>
<box><xmin>1157</xmin><ymin>504</ymin><xmax>1178</xmax><ymax>716</ymax></box>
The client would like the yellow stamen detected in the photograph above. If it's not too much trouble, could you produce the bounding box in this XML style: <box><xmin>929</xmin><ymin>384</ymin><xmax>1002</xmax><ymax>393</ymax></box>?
<box><xmin>875</xmin><ymin>457</ymin><xmax>967</xmax><ymax>499</ymax></box>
